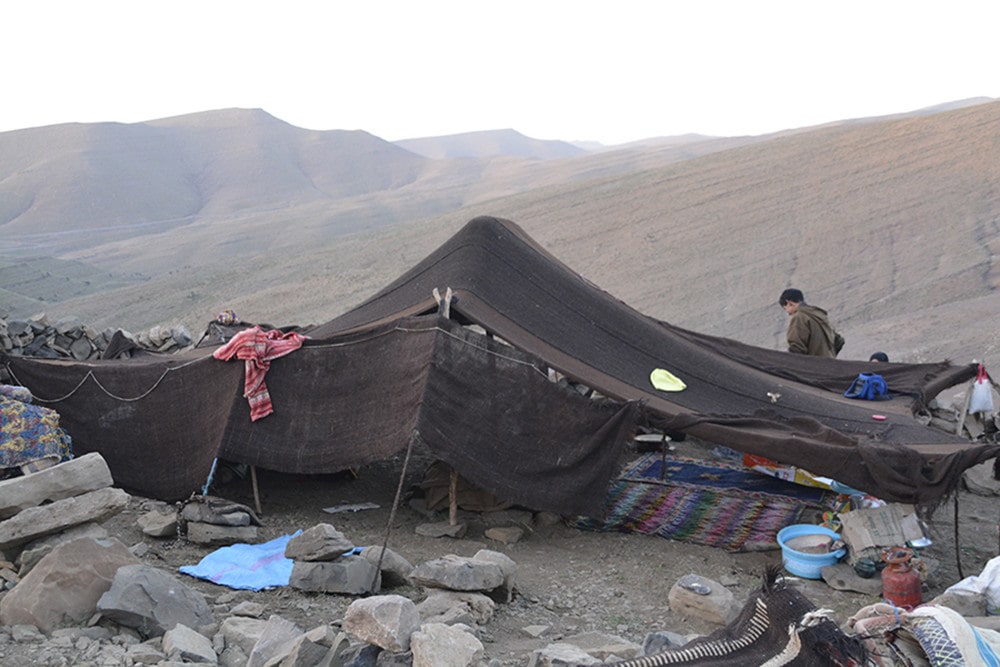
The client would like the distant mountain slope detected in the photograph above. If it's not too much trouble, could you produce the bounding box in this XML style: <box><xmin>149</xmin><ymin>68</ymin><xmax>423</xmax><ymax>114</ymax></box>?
<box><xmin>0</xmin><ymin>109</ymin><xmax>428</xmax><ymax>248</ymax></box>
<box><xmin>455</xmin><ymin>99</ymin><xmax>1000</xmax><ymax>368</ymax></box>
<box><xmin>2</xmin><ymin>100</ymin><xmax>998</xmax><ymax>376</ymax></box>
<box><xmin>393</xmin><ymin>128</ymin><xmax>587</xmax><ymax>159</ymax></box>
<box><xmin>0</xmin><ymin>256</ymin><xmax>143</xmax><ymax>319</ymax></box>
<box><xmin>0</xmin><ymin>110</ymin><xmax>743</xmax><ymax>264</ymax></box>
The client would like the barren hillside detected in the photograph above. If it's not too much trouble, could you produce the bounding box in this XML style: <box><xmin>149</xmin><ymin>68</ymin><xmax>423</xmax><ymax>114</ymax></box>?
<box><xmin>2</xmin><ymin>101</ymin><xmax>998</xmax><ymax>375</ymax></box>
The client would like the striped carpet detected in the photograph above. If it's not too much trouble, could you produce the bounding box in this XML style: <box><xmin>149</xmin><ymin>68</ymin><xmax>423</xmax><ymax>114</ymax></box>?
<box><xmin>571</xmin><ymin>453</ymin><xmax>835</xmax><ymax>552</ymax></box>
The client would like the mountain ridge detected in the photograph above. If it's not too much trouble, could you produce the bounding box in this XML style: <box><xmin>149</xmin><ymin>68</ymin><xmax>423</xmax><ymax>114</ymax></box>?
<box><xmin>2</xmin><ymin>100</ymin><xmax>998</xmax><ymax>375</ymax></box>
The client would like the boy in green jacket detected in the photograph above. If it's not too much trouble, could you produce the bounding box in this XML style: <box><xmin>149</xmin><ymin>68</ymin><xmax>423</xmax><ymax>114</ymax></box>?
<box><xmin>778</xmin><ymin>288</ymin><xmax>845</xmax><ymax>358</ymax></box>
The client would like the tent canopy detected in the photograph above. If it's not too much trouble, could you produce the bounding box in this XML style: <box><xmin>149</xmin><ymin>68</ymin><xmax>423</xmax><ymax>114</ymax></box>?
<box><xmin>5</xmin><ymin>216</ymin><xmax>996</xmax><ymax>514</ymax></box>
<box><xmin>303</xmin><ymin>215</ymin><xmax>997</xmax><ymax>507</ymax></box>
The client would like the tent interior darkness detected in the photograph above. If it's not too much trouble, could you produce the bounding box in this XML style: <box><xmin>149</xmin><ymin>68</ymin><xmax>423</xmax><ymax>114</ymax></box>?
<box><xmin>5</xmin><ymin>216</ymin><xmax>998</xmax><ymax>516</ymax></box>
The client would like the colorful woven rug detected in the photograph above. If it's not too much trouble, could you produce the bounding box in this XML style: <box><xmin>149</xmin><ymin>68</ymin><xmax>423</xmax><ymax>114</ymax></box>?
<box><xmin>0</xmin><ymin>395</ymin><xmax>73</xmax><ymax>470</ymax></box>
<box><xmin>572</xmin><ymin>453</ymin><xmax>835</xmax><ymax>552</ymax></box>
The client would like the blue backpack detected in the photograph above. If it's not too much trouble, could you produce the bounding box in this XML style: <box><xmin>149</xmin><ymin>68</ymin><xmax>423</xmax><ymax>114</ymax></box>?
<box><xmin>844</xmin><ymin>373</ymin><xmax>889</xmax><ymax>400</ymax></box>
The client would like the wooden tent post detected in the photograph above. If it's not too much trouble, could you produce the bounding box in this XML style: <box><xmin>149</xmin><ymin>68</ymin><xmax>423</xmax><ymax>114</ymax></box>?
<box><xmin>449</xmin><ymin>469</ymin><xmax>459</xmax><ymax>526</ymax></box>
<box><xmin>659</xmin><ymin>432</ymin><xmax>672</xmax><ymax>480</ymax></box>
<box><xmin>955</xmin><ymin>378</ymin><xmax>975</xmax><ymax>435</ymax></box>
<box><xmin>435</xmin><ymin>286</ymin><xmax>457</xmax><ymax>527</ymax></box>
<box><xmin>955</xmin><ymin>492</ymin><xmax>964</xmax><ymax>579</ymax></box>
<box><xmin>250</xmin><ymin>465</ymin><xmax>263</xmax><ymax>516</ymax></box>
<box><xmin>432</xmin><ymin>287</ymin><xmax>453</xmax><ymax>319</ymax></box>
<box><xmin>372</xmin><ymin>430</ymin><xmax>417</xmax><ymax>593</ymax></box>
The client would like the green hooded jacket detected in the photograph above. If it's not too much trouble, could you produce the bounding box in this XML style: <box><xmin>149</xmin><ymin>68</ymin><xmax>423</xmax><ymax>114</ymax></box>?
<box><xmin>787</xmin><ymin>304</ymin><xmax>844</xmax><ymax>357</ymax></box>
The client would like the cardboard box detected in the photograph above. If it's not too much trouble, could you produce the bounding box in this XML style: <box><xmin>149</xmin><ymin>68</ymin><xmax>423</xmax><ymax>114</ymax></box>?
<box><xmin>742</xmin><ymin>453</ymin><xmax>833</xmax><ymax>489</ymax></box>
<box><xmin>838</xmin><ymin>503</ymin><xmax>925</xmax><ymax>564</ymax></box>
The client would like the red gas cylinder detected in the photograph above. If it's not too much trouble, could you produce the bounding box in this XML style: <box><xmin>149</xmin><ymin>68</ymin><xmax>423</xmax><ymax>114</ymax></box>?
<box><xmin>881</xmin><ymin>546</ymin><xmax>922</xmax><ymax>610</ymax></box>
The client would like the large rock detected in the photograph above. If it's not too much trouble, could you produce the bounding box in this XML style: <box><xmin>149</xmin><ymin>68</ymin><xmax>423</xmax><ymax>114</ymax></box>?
<box><xmin>162</xmin><ymin>623</ymin><xmax>218</xmax><ymax>664</ymax></box>
<box><xmin>16</xmin><ymin>522</ymin><xmax>108</xmax><ymax>575</ymax></box>
<box><xmin>137</xmin><ymin>503</ymin><xmax>178</xmax><ymax>537</ymax></box>
<box><xmin>411</xmin><ymin>622</ymin><xmax>484</xmax><ymax>667</ymax></box>
<box><xmin>473</xmin><ymin>548</ymin><xmax>518</xmax><ymax>602</ymax></box>
<box><xmin>97</xmin><ymin>563</ymin><xmax>215</xmax><ymax>638</ymax></box>
<box><xmin>180</xmin><ymin>496</ymin><xmax>261</xmax><ymax>527</ymax></box>
<box><xmin>0</xmin><ymin>537</ymin><xmax>140</xmax><ymax>633</ymax></box>
<box><xmin>219</xmin><ymin>616</ymin><xmax>270</xmax><ymax>656</ymax></box>
<box><xmin>928</xmin><ymin>589</ymin><xmax>987</xmax><ymax>616</ymax></box>
<box><xmin>963</xmin><ymin>460</ymin><xmax>1000</xmax><ymax>496</ymax></box>
<box><xmin>360</xmin><ymin>545</ymin><xmax>414</xmax><ymax>587</ymax></box>
<box><xmin>246</xmin><ymin>614</ymin><xmax>303</xmax><ymax>667</ymax></box>
<box><xmin>0</xmin><ymin>486</ymin><xmax>130</xmax><ymax>551</ymax></box>
<box><xmin>560</xmin><ymin>631</ymin><xmax>640</xmax><ymax>661</ymax></box>
<box><xmin>186</xmin><ymin>522</ymin><xmax>258</xmax><ymax>546</ymax></box>
<box><xmin>344</xmin><ymin>594</ymin><xmax>421</xmax><ymax>652</ymax></box>
<box><xmin>284</xmin><ymin>523</ymin><xmax>354</xmax><ymax>561</ymax></box>
<box><xmin>409</xmin><ymin>554</ymin><xmax>504</xmax><ymax>592</ymax></box>
<box><xmin>288</xmin><ymin>555</ymin><xmax>379</xmax><ymax>594</ymax></box>
<box><xmin>0</xmin><ymin>452</ymin><xmax>114</xmax><ymax>519</ymax></box>
<box><xmin>264</xmin><ymin>626</ymin><xmax>345</xmax><ymax>667</ymax></box>
<box><xmin>667</xmin><ymin>574</ymin><xmax>738</xmax><ymax>626</ymax></box>
<box><xmin>528</xmin><ymin>643</ymin><xmax>602</xmax><ymax>666</ymax></box>
<box><xmin>415</xmin><ymin>590</ymin><xmax>496</xmax><ymax>626</ymax></box>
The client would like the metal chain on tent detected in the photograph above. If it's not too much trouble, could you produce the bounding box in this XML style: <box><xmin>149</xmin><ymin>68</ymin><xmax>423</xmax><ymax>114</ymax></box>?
<box><xmin>370</xmin><ymin>429</ymin><xmax>417</xmax><ymax>594</ymax></box>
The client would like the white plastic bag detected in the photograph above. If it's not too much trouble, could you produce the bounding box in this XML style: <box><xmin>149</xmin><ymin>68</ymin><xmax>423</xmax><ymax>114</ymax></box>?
<box><xmin>946</xmin><ymin>554</ymin><xmax>1000</xmax><ymax>615</ymax></box>
<box><xmin>970</xmin><ymin>364</ymin><xmax>995</xmax><ymax>415</ymax></box>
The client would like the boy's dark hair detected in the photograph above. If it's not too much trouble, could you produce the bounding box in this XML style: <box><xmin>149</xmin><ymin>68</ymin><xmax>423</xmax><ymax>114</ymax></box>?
<box><xmin>778</xmin><ymin>288</ymin><xmax>804</xmax><ymax>307</ymax></box>
<box><xmin>869</xmin><ymin>352</ymin><xmax>889</xmax><ymax>363</ymax></box>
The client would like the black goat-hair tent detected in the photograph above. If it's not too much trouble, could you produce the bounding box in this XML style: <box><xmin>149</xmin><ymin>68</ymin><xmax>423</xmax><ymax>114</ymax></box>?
<box><xmin>4</xmin><ymin>216</ymin><xmax>998</xmax><ymax>515</ymax></box>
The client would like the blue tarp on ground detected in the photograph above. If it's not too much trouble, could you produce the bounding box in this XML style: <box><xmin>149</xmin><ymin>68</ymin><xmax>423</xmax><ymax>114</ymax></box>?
<box><xmin>180</xmin><ymin>531</ymin><xmax>301</xmax><ymax>591</ymax></box>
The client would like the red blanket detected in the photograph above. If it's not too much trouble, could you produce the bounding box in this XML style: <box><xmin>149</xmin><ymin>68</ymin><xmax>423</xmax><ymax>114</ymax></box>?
<box><xmin>213</xmin><ymin>327</ymin><xmax>306</xmax><ymax>421</ymax></box>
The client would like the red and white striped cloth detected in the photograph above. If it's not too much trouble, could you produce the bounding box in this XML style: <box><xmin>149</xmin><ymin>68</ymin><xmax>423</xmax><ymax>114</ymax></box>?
<box><xmin>213</xmin><ymin>326</ymin><xmax>307</xmax><ymax>421</ymax></box>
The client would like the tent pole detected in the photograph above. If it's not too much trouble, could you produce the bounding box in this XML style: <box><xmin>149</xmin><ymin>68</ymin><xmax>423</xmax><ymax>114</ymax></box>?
<box><xmin>659</xmin><ymin>432</ymin><xmax>671</xmax><ymax>480</ymax></box>
<box><xmin>201</xmin><ymin>458</ymin><xmax>218</xmax><ymax>496</ymax></box>
<box><xmin>371</xmin><ymin>430</ymin><xmax>417</xmax><ymax>593</ymax></box>
<box><xmin>251</xmin><ymin>465</ymin><xmax>263</xmax><ymax>517</ymax></box>
<box><xmin>449</xmin><ymin>469</ymin><xmax>459</xmax><ymax>526</ymax></box>
<box><xmin>433</xmin><ymin>286</ymin><xmax>453</xmax><ymax>319</ymax></box>
<box><xmin>955</xmin><ymin>378</ymin><xmax>974</xmax><ymax>435</ymax></box>
<box><xmin>954</xmin><ymin>492</ymin><xmax>963</xmax><ymax>579</ymax></box>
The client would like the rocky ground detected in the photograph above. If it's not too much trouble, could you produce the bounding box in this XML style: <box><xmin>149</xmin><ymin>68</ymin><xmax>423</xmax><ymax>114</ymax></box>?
<box><xmin>0</xmin><ymin>436</ymin><xmax>998</xmax><ymax>666</ymax></box>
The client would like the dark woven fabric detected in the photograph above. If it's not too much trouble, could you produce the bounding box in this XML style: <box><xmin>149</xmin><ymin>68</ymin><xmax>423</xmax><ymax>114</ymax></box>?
<box><xmin>308</xmin><ymin>215</ymin><xmax>999</xmax><ymax>507</ymax></box>
<box><xmin>219</xmin><ymin>317</ymin><xmax>638</xmax><ymax>517</ymax></box>
<box><xmin>4</xmin><ymin>215</ymin><xmax>996</xmax><ymax>510</ymax></box>
<box><xmin>4</xmin><ymin>348</ymin><xmax>243</xmax><ymax>500</ymax></box>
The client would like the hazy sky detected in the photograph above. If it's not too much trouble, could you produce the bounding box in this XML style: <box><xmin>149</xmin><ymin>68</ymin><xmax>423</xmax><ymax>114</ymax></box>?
<box><xmin>5</xmin><ymin>2</ymin><xmax>998</xmax><ymax>145</ymax></box>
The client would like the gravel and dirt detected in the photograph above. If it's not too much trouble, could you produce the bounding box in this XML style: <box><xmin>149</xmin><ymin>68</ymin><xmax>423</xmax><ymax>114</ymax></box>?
<box><xmin>1</xmin><ymin>435</ymin><xmax>998</xmax><ymax>665</ymax></box>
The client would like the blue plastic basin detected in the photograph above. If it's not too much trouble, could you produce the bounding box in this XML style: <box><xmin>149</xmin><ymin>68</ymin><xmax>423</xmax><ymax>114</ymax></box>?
<box><xmin>776</xmin><ymin>524</ymin><xmax>845</xmax><ymax>579</ymax></box>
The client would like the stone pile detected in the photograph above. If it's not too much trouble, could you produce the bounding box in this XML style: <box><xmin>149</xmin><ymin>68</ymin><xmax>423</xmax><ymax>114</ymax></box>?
<box><xmin>0</xmin><ymin>460</ymin><xmax>532</xmax><ymax>667</ymax></box>
<box><xmin>178</xmin><ymin>495</ymin><xmax>262</xmax><ymax>546</ymax></box>
<box><xmin>0</xmin><ymin>452</ymin><xmax>131</xmax><ymax>630</ymax></box>
<box><xmin>0</xmin><ymin>501</ymin><xmax>528</xmax><ymax>666</ymax></box>
<box><xmin>285</xmin><ymin>523</ymin><xmax>385</xmax><ymax>595</ymax></box>
<box><xmin>0</xmin><ymin>314</ymin><xmax>193</xmax><ymax>361</ymax></box>
<box><xmin>4</xmin><ymin>495</ymin><xmax>525</xmax><ymax>664</ymax></box>
<box><xmin>335</xmin><ymin>547</ymin><xmax>519</xmax><ymax>665</ymax></box>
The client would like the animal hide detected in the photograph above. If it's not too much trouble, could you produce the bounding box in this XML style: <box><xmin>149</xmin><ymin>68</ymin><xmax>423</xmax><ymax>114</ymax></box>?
<box><xmin>595</xmin><ymin>565</ymin><xmax>867</xmax><ymax>666</ymax></box>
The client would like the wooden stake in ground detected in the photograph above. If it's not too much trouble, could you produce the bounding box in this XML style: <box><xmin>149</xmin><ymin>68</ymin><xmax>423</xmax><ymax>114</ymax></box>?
<box><xmin>955</xmin><ymin>377</ymin><xmax>975</xmax><ymax>435</ymax></box>
<box><xmin>251</xmin><ymin>465</ymin><xmax>263</xmax><ymax>517</ymax></box>
<box><xmin>449</xmin><ymin>468</ymin><xmax>458</xmax><ymax>526</ymax></box>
